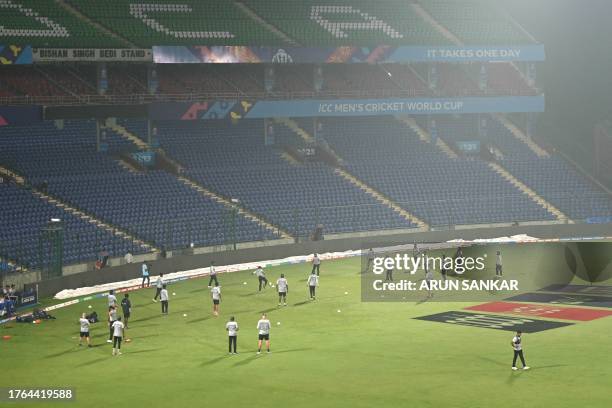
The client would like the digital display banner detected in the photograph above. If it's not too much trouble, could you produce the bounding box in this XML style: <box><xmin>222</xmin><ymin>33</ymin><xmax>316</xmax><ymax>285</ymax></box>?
<box><xmin>148</xmin><ymin>96</ymin><xmax>545</xmax><ymax>121</ymax></box>
<box><xmin>0</xmin><ymin>45</ymin><xmax>32</xmax><ymax>65</ymax></box>
<box><xmin>153</xmin><ymin>45</ymin><xmax>545</xmax><ymax>64</ymax></box>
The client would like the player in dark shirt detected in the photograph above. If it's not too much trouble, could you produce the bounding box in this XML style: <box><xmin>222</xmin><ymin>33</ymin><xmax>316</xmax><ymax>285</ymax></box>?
<box><xmin>121</xmin><ymin>294</ymin><xmax>132</xmax><ymax>328</ymax></box>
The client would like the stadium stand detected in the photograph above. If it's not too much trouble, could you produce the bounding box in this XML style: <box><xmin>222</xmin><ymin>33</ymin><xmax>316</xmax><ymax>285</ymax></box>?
<box><xmin>66</xmin><ymin>0</ymin><xmax>283</xmax><ymax>46</ymax></box>
<box><xmin>245</xmin><ymin>0</ymin><xmax>449</xmax><ymax>45</ymax></box>
<box><xmin>0</xmin><ymin>0</ymin><xmax>538</xmax><ymax>48</ymax></box>
<box><xmin>0</xmin><ymin>121</ymin><xmax>278</xmax><ymax>253</ymax></box>
<box><xmin>129</xmin><ymin>119</ymin><xmax>418</xmax><ymax>237</ymax></box>
<box><xmin>0</xmin><ymin>181</ymin><xmax>145</xmax><ymax>269</ymax></box>
<box><xmin>0</xmin><ymin>65</ymin><xmax>68</xmax><ymax>97</ymax></box>
<box><xmin>484</xmin><ymin>119</ymin><xmax>612</xmax><ymax>220</ymax></box>
<box><xmin>419</xmin><ymin>0</ymin><xmax>535</xmax><ymax>45</ymax></box>
<box><xmin>0</xmin><ymin>0</ymin><xmax>123</xmax><ymax>47</ymax></box>
<box><xmin>320</xmin><ymin>116</ymin><xmax>558</xmax><ymax>226</ymax></box>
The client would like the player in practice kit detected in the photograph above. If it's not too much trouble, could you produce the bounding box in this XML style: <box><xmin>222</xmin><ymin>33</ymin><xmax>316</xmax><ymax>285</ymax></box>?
<box><xmin>256</xmin><ymin>313</ymin><xmax>271</xmax><ymax>354</ymax></box>
<box><xmin>276</xmin><ymin>274</ymin><xmax>288</xmax><ymax>306</ymax></box>
<box><xmin>511</xmin><ymin>331</ymin><xmax>530</xmax><ymax>371</ymax></box>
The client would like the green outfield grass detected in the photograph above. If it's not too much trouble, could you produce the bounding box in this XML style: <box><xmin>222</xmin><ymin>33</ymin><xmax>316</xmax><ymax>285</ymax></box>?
<box><xmin>1</xmin><ymin>253</ymin><xmax>611</xmax><ymax>408</ymax></box>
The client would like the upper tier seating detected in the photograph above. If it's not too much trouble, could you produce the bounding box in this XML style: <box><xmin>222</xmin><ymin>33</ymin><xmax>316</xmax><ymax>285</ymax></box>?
<box><xmin>246</xmin><ymin>0</ymin><xmax>449</xmax><ymax>45</ymax></box>
<box><xmin>0</xmin><ymin>0</ymin><xmax>123</xmax><ymax>47</ymax></box>
<box><xmin>420</xmin><ymin>0</ymin><xmax>534</xmax><ymax>44</ymax></box>
<box><xmin>68</xmin><ymin>0</ymin><xmax>282</xmax><ymax>46</ymax></box>
<box><xmin>1</xmin><ymin>0</ymin><xmax>537</xmax><ymax>47</ymax></box>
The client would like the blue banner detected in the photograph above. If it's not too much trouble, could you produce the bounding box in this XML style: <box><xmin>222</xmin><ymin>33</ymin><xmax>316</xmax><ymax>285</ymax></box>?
<box><xmin>247</xmin><ymin>96</ymin><xmax>545</xmax><ymax>118</ymax></box>
<box><xmin>0</xmin><ymin>45</ymin><xmax>32</xmax><ymax>65</ymax></box>
<box><xmin>149</xmin><ymin>96</ymin><xmax>544</xmax><ymax>120</ymax></box>
<box><xmin>0</xmin><ymin>106</ymin><xmax>42</xmax><ymax>126</ymax></box>
<box><xmin>153</xmin><ymin>45</ymin><xmax>545</xmax><ymax>64</ymax></box>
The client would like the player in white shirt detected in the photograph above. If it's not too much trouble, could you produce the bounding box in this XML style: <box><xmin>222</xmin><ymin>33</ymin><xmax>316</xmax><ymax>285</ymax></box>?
<box><xmin>311</xmin><ymin>253</ymin><xmax>321</xmax><ymax>275</ymax></box>
<box><xmin>211</xmin><ymin>283</ymin><xmax>221</xmax><ymax>316</ymax></box>
<box><xmin>511</xmin><ymin>331</ymin><xmax>529</xmax><ymax>370</ymax></box>
<box><xmin>153</xmin><ymin>273</ymin><xmax>165</xmax><ymax>302</ymax></box>
<box><xmin>111</xmin><ymin>317</ymin><xmax>125</xmax><ymax>356</ymax></box>
<box><xmin>256</xmin><ymin>313</ymin><xmax>271</xmax><ymax>354</ymax></box>
<box><xmin>307</xmin><ymin>270</ymin><xmax>319</xmax><ymax>300</ymax></box>
<box><xmin>276</xmin><ymin>274</ymin><xmax>289</xmax><ymax>306</ymax></box>
<box><xmin>107</xmin><ymin>290</ymin><xmax>117</xmax><ymax>307</ymax></box>
<box><xmin>78</xmin><ymin>313</ymin><xmax>91</xmax><ymax>347</ymax></box>
<box><xmin>208</xmin><ymin>261</ymin><xmax>219</xmax><ymax>287</ymax></box>
<box><xmin>253</xmin><ymin>266</ymin><xmax>268</xmax><ymax>292</ymax></box>
<box><xmin>160</xmin><ymin>285</ymin><xmax>169</xmax><ymax>314</ymax></box>
<box><xmin>107</xmin><ymin>305</ymin><xmax>118</xmax><ymax>343</ymax></box>
<box><xmin>226</xmin><ymin>316</ymin><xmax>239</xmax><ymax>354</ymax></box>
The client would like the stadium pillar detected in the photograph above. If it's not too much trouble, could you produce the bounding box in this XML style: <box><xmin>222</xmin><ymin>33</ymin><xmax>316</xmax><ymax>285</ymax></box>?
<box><xmin>147</xmin><ymin>65</ymin><xmax>159</xmax><ymax>94</ymax></box>
<box><xmin>147</xmin><ymin>120</ymin><xmax>153</xmax><ymax>146</ymax></box>
<box><xmin>264</xmin><ymin>66</ymin><xmax>275</xmax><ymax>93</ymax></box>
<box><xmin>97</xmin><ymin>63</ymin><xmax>108</xmax><ymax>95</ymax></box>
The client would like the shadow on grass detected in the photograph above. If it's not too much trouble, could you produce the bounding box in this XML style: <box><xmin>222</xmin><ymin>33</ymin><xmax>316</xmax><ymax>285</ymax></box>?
<box><xmin>272</xmin><ymin>347</ymin><xmax>312</xmax><ymax>354</ymax></box>
<box><xmin>232</xmin><ymin>355</ymin><xmax>259</xmax><ymax>367</ymax></box>
<box><xmin>293</xmin><ymin>300</ymin><xmax>312</xmax><ymax>307</ymax></box>
<box><xmin>75</xmin><ymin>357</ymin><xmax>109</xmax><ymax>367</ymax></box>
<box><xmin>200</xmin><ymin>356</ymin><xmax>227</xmax><ymax>367</ymax></box>
<box><xmin>258</xmin><ymin>307</ymin><xmax>279</xmax><ymax>314</ymax></box>
<box><xmin>187</xmin><ymin>316</ymin><xmax>213</xmax><ymax>324</ymax></box>
<box><xmin>231</xmin><ymin>347</ymin><xmax>312</xmax><ymax>367</ymax></box>
<box><xmin>126</xmin><ymin>348</ymin><xmax>162</xmax><ymax>355</ymax></box>
<box><xmin>44</xmin><ymin>348</ymin><xmax>76</xmax><ymax>359</ymax></box>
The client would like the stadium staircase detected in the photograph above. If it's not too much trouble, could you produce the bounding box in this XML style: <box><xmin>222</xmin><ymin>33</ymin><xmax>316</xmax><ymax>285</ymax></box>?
<box><xmin>334</xmin><ymin>168</ymin><xmax>428</xmax><ymax>229</ymax></box>
<box><xmin>0</xmin><ymin>164</ymin><xmax>157</xmax><ymax>251</ymax></box>
<box><xmin>411</xmin><ymin>2</ymin><xmax>462</xmax><ymax>45</ymax></box>
<box><xmin>103</xmin><ymin>122</ymin><xmax>149</xmax><ymax>150</ymax></box>
<box><xmin>278</xmin><ymin>150</ymin><xmax>301</xmax><ymax>165</ymax></box>
<box><xmin>274</xmin><ymin>118</ymin><xmax>344</xmax><ymax>163</ymax></box>
<box><xmin>176</xmin><ymin>175</ymin><xmax>293</xmax><ymax>240</ymax></box>
<box><xmin>487</xmin><ymin>162</ymin><xmax>570</xmax><ymax>222</ymax></box>
<box><xmin>56</xmin><ymin>0</ymin><xmax>136</xmax><ymax>47</ymax></box>
<box><xmin>232</xmin><ymin>1</ymin><xmax>299</xmax><ymax>45</ymax></box>
<box><xmin>0</xmin><ymin>165</ymin><xmax>25</xmax><ymax>184</ymax></box>
<box><xmin>493</xmin><ymin>114</ymin><xmax>549</xmax><ymax>158</ymax></box>
<box><xmin>395</xmin><ymin>116</ymin><xmax>458</xmax><ymax>158</ymax></box>
<box><xmin>116</xmin><ymin>158</ymin><xmax>144</xmax><ymax>174</ymax></box>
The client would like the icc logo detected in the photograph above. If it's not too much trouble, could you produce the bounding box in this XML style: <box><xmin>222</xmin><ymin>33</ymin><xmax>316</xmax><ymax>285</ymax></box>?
<box><xmin>272</xmin><ymin>49</ymin><xmax>293</xmax><ymax>63</ymax></box>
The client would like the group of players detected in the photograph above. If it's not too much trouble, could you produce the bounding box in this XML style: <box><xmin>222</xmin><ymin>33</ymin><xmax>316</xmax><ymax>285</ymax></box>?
<box><xmin>77</xmin><ymin>254</ymin><xmax>323</xmax><ymax>356</ymax></box>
